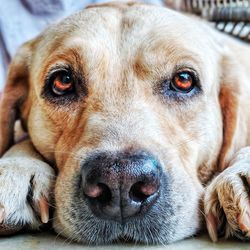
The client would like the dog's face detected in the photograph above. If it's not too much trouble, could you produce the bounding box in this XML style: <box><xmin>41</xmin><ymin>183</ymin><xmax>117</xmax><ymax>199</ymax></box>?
<box><xmin>0</xmin><ymin>2</ymin><xmax>245</xmax><ymax>244</ymax></box>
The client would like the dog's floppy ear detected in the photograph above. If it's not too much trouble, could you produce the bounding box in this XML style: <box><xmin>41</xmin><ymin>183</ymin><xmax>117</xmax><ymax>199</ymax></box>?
<box><xmin>217</xmin><ymin>50</ymin><xmax>248</xmax><ymax>171</ymax></box>
<box><xmin>0</xmin><ymin>41</ymin><xmax>33</xmax><ymax>156</ymax></box>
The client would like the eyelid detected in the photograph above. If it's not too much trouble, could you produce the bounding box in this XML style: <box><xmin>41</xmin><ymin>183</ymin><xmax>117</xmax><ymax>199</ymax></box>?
<box><xmin>41</xmin><ymin>64</ymin><xmax>87</xmax><ymax>105</ymax></box>
<box><xmin>154</xmin><ymin>67</ymin><xmax>202</xmax><ymax>103</ymax></box>
<box><xmin>174</xmin><ymin>67</ymin><xmax>198</xmax><ymax>78</ymax></box>
<box><xmin>45</xmin><ymin>66</ymin><xmax>71</xmax><ymax>82</ymax></box>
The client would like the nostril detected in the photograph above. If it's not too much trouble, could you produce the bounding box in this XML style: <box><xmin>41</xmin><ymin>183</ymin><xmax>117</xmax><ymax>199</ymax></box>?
<box><xmin>129</xmin><ymin>181</ymin><xmax>159</xmax><ymax>202</ymax></box>
<box><xmin>84</xmin><ymin>183</ymin><xmax>112</xmax><ymax>204</ymax></box>
<box><xmin>84</xmin><ymin>184</ymin><xmax>103</xmax><ymax>198</ymax></box>
<box><xmin>141</xmin><ymin>184</ymin><xmax>158</xmax><ymax>196</ymax></box>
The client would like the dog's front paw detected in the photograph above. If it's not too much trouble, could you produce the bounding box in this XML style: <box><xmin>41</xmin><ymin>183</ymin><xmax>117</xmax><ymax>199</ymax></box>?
<box><xmin>0</xmin><ymin>157</ymin><xmax>55</xmax><ymax>235</ymax></box>
<box><xmin>204</xmin><ymin>147</ymin><xmax>250</xmax><ymax>242</ymax></box>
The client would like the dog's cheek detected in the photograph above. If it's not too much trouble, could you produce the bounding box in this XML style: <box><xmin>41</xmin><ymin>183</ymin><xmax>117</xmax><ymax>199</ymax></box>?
<box><xmin>169</xmin><ymin>165</ymin><xmax>204</xmax><ymax>239</ymax></box>
<box><xmin>27</xmin><ymin>105</ymin><xmax>59</xmax><ymax>162</ymax></box>
<box><xmin>52</xmin><ymin>152</ymin><xmax>87</xmax><ymax>239</ymax></box>
<box><xmin>53</xmin><ymin>168</ymin><xmax>78</xmax><ymax>239</ymax></box>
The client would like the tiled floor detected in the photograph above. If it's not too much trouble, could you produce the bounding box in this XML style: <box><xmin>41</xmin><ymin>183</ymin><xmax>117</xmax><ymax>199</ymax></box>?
<box><xmin>0</xmin><ymin>232</ymin><xmax>248</xmax><ymax>250</ymax></box>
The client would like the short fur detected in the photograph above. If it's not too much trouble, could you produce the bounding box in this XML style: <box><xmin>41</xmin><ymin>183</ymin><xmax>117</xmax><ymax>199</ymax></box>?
<box><xmin>0</xmin><ymin>1</ymin><xmax>250</xmax><ymax>244</ymax></box>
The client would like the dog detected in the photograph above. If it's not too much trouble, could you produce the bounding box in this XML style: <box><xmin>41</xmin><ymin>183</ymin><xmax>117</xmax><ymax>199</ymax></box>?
<box><xmin>0</xmin><ymin>1</ymin><xmax>250</xmax><ymax>244</ymax></box>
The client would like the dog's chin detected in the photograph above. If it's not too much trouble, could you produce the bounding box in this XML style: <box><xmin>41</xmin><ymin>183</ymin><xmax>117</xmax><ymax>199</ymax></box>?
<box><xmin>54</xmin><ymin>202</ymin><xmax>176</xmax><ymax>244</ymax></box>
<box><xmin>53</xmin><ymin>173</ymin><xmax>202</xmax><ymax>245</ymax></box>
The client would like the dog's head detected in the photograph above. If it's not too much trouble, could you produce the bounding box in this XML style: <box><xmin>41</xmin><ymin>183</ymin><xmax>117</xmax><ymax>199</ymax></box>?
<box><xmin>0</xmin><ymin>2</ymin><xmax>247</xmax><ymax>244</ymax></box>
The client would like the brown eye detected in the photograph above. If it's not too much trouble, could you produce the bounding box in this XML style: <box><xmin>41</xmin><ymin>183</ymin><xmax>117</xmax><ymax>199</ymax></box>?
<box><xmin>171</xmin><ymin>71</ymin><xmax>195</xmax><ymax>93</ymax></box>
<box><xmin>52</xmin><ymin>71</ymin><xmax>73</xmax><ymax>95</ymax></box>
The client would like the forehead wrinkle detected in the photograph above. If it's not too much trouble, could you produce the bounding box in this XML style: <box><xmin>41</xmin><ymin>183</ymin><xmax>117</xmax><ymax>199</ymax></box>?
<box><xmin>46</xmin><ymin>46</ymin><xmax>84</xmax><ymax>68</ymax></box>
<box><xmin>136</xmin><ymin>43</ymin><xmax>204</xmax><ymax>71</ymax></box>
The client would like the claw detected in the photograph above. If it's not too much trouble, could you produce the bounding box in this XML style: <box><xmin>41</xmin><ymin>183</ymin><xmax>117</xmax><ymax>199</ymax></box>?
<box><xmin>39</xmin><ymin>197</ymin><xmax>49</xmax><ymax>224</ymax></box>
<box><xmin>0</xmin><ymin>205</ymin><xmax>4</xmax><ymax>224</ymax></box>
<box><xmin>238</xmin><ymin>211</ymin><xmax>250</xmax><ymax>233</ymax></box>
<box><xmin>206</xmin><ymin>211</ymin><xmax>218</xmax><ymax>242</ymax></box>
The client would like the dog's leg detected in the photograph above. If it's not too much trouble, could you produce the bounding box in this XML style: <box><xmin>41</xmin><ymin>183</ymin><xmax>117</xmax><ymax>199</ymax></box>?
<box><xmin>0</xmin><ymin>139</ymin><xmax>55</xmax><ymax>235</ymax></box>
<box><xmin>204</xmin><ymin>147</ymin><xmax>250</xmax><ymax>242</ymax></box>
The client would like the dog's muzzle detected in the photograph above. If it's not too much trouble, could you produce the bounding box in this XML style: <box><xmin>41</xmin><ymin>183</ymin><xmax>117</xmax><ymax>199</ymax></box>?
<box><xmin>81</xmin><ymin>151</ymin><xmax>162</xmax><ymax>223</ymax></box>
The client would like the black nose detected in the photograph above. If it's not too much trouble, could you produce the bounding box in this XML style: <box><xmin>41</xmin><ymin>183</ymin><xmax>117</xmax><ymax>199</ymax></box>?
<box><xmin>81</xmin><ymin>151</ymin><xmax>162</xmax><ymax>222</ymax></box>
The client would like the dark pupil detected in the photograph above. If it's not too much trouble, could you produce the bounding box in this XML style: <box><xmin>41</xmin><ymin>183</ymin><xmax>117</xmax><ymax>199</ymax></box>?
<box><xmin>61</xmin><ymin>74</ymin><xmax>71</xmax><ymax>84</ymax></box>
<box><xmin>178</xmin><ymin>72</ymin><xmax>191</xmax><ymax>82</ymax></box>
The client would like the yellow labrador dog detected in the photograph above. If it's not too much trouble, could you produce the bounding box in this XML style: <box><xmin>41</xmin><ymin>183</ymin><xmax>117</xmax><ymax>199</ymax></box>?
<box><xmin>0</xmin><ymin>1</ymin><xmax>250</xmax><ymax>244</ymax></box>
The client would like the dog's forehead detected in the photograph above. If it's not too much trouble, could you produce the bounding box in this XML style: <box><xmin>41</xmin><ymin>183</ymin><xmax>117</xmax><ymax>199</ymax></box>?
<box><xmin>40</xmin><ymin>4</ymin><xmax>216</xmax><ymax>58</ymax></box>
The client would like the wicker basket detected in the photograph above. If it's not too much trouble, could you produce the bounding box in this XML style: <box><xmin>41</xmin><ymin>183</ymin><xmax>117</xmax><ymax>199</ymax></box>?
<box><xmin>165</xmin><ymin>0</ymin><xmax>250</xmax><ymax>42</ymax></box>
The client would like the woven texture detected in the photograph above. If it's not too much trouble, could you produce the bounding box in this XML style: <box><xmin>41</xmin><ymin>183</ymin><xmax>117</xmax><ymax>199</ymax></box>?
<box><xmin>166</xmin><ymin>0</ymin><xmax>250</xmax><ymax>42</ymax></box>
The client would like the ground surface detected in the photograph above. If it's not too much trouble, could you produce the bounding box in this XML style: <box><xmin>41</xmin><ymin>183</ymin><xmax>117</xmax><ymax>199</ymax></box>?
<box><xmin>0</xmin><ymin>232</ymin><xmax>249</xmax><ymax>250</ymax></box>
